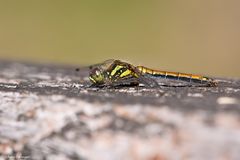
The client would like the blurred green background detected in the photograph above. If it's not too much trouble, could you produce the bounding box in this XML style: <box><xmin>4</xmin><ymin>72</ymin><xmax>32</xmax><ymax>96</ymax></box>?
<box><xmin>0</xmin><ymin>1</ymin><xmax>239</xmax><ymax>77</ymax></box>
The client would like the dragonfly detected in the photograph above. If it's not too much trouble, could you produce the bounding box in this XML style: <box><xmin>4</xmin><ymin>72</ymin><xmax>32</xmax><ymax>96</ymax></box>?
<box><xmin>88</xmin><ymin>59</ymin><xmax>217</xmax><ymax>87</ymax></box>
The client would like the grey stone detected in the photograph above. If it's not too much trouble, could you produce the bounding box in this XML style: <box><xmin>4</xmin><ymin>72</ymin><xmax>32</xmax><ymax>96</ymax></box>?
<box><xmin>0</xmin><ymin>61</ymin><xmax>240</xmax><ymax>160</ymax></box>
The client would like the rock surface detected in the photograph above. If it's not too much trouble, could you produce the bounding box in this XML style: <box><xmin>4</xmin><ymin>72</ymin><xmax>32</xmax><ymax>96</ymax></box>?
<box><xmin>0</xmin><ymin>61</ymin><xmax>240</xmax><ymax>160</ymax></box>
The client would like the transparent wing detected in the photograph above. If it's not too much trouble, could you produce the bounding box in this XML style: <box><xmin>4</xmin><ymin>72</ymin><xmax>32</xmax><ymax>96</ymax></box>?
<box><xmin>144</xmin><ymin>75</ymin><xmax>212</xmax><ymax>87</ymax></box>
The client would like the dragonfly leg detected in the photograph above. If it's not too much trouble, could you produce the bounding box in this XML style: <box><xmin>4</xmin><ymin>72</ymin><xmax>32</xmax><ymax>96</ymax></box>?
<box><xmin>110</xmin><ymin>77</ymin><xmax>140</xmax><ymax>87</ymax></box>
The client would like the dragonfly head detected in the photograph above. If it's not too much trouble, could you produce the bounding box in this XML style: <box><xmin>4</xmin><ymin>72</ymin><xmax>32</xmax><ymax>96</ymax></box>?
<box><xmin>88</xmin><ymin>59</ymin><xmax>116</xmax><ymax>85</ymax></box>
<box><xmin>89</xmin><ymin>67</ymin><xmax>105</xmax><ymax>84</ymax></box>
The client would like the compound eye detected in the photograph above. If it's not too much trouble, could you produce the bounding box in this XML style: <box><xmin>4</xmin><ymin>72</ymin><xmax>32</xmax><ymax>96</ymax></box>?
<box><xmin>92</xmin><ymin>68</ymin><xmax>100</xmax><ymax>75</ymax></box>
<box><xmin>96</xmin><ymin>70</ymin><xmax>100</xmax><ymax>76</ymax></box>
